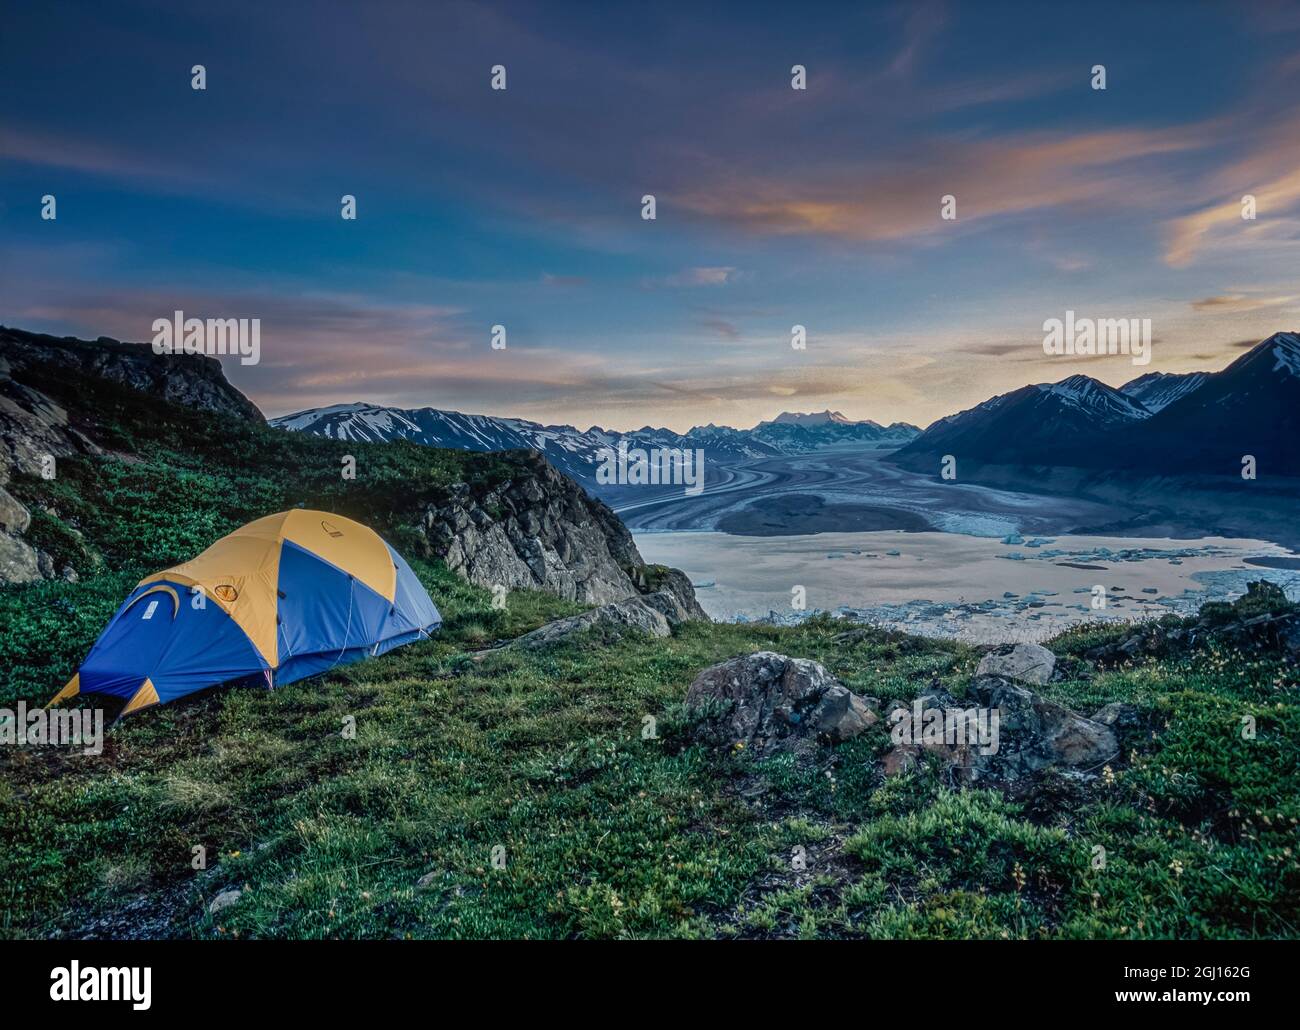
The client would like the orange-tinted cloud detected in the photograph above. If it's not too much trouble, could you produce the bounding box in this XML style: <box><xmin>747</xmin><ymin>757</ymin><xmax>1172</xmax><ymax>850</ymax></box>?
<box><xmin>674</xmin><ymin>127</ymin><xmax>1203</xmax><ymax>241</ymax></box>
<box><xmin>1190</xmin><ymin>293</ymin><xmax>1298</xmax><ymax>312</ymax></box>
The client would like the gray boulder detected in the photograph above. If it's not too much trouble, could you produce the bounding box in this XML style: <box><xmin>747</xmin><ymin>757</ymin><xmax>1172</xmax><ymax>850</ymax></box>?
<box><xmin>970</xmin><ymin>676</ymin><xmax>1117</xmax><ymax>777</ymax></box>
<box><xmin>976</xmin><ymin>642</ymin><xmax>1056</xmax><ymax>685</ymax></box>
<box><xmin>810</xmin><ymin>684</ymin><xmax>879</xmax><ymax>744</ymax></box>
<box><xmin>686</xmin><ymin>651</ymin><xmax>878</xmax><ymax>756</ymax></box>
<box><xmin>509</xmin><ymin>597</ymin><xmax>670</xmax><ymax>650</ymax></box>
<box><xmin>1091</xmin><ymin>701</ymin><xmax>1141</xmax><ymax>729</ymax></box>
<box><xmin>207</xmin><ymin>889</ymin><xmax>243</xmax><ymax>916</ymax></box>
<box><xmin>422</xmin><ymin>452</ymin><xmax>644</xmax><ymax>606</ymax></box>
<box><xmin>0</xmin><ymin>522</ymin><xmax>41</xmax><ymax>583</ymax></box>
<box><xmin>881</xmin><ymin>679</ymin><xmax>1118</xmax><ymax>784</ymax></box>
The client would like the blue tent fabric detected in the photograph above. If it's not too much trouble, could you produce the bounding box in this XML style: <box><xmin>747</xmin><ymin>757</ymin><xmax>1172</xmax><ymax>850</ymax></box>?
<box><xmin>49</xmin><ymin>511</ymin><xmax>442</xmax><ymax>717</ymax></box>
<box><xmin>78</xmin><ymin>582</ymin><xmax>270</xmax><ymax>704</ymax></box>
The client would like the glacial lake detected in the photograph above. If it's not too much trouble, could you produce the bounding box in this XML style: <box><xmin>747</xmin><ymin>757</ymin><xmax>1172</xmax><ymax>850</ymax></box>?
<box><xmin>634</xmin><ymin>529</ymin><xmax>1300</xmax><ymax>643</ymax></box>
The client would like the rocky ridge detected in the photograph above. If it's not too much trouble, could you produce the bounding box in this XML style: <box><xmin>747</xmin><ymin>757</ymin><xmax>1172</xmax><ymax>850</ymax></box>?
<box><xmin>0</xmin><ymin>327</ymin><xmax>710</xmax><ymax>629</ymax></box>
<box><xmin>0</xmin><ymin>327</ymin><xmax>262</xmax><ymax>582</ymax></box>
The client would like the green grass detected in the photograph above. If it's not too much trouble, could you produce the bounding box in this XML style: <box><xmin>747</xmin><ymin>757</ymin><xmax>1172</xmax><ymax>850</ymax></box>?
<box><xmin>1</xmin><ymin>362</ymin><xmax>1297</xmax><ymax>938</ymax></box>
<box><xmin>3</xmin><ymin>565</ymin><xmax>1297</xmax><ymax>939</ymax></box>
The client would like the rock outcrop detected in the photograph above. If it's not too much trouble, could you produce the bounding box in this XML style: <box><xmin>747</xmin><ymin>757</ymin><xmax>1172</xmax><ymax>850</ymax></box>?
<box><xmin>421</xmin><ymin>449</ymin><xmax>707</xmax><ymax>616</ymax></box>
<box><xmin>0</xmin><ymin>327</ymin><xmax>262</xmax><ymax>583</ymax></box>
<box><xmin>976</xmin><ymin>642</ymin><xmax>1057</xmax><ymax>685</ymax></box>
<box><xmin>686</xmin><ymin>652</ymin><xmax>879</xmax><ymax>756</ymax></box>
<box><xmin>0</xmin><ymin>482</ymin><xmax>41</xmax><ymax>582</ymax></box>
<box><xmin>509</xmin><ymin>597</ymin><xmax>671</xmax><ymax>650</ymax></box>
<box><xmin>1086</xmin><ymin>580</ymin><xmax>1299</xmax><ymax>664</ymax></box>
<box><xmin>629</xmin><ymin>565</ymin><xmax>710</xmax><ymax>624</ymax></box>
<box><xmin>0</xmin><ymin>327</ymin><xmax>263</xmax><ymax>423</ymax></box>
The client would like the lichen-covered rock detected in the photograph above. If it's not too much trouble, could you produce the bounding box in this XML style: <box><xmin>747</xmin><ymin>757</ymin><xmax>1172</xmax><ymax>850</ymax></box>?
<box><xmin>509</xmin><ymin>598</ymin><xmax>670</xmax><ymax>650</ymax></box>
<box><xmin>421</xmin><ymin>453</ymin><xmax>642</xmax><ymax>605</ymax></box>
<box><xmin>973</xmin><ymin>676</ymin><xmax>1117</xmax><ymax>772</ymax></box>
<box><xmin>976</xmin><ymin>642</ymin><xmax>1056</xmax><ymax>685</ymax></box>
<box><xmin>686</xmin><ymin>651</ymin><xmax>878</xmax><ymax>756</ymax></box>
<box><xmin>421</xmin><ymin>451</ymin><xmax>709</xmax><ymax>619</ymax></box>
<box><xmin>809</xmin><ymin>684</ymin><xmax>879</xmax><ymax>743</ymax></box>
<box><xmin>881</xmin><ymin>676</ymin><xmax>1118</xmax><ymax>785</ymax></box>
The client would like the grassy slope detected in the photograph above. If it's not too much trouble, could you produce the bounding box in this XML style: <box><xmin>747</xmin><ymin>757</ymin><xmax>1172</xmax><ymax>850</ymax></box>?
<box><xmin>1</xmin><ymin>376</ymin><xmax>1298</xmax><ymax>939</ymax></box>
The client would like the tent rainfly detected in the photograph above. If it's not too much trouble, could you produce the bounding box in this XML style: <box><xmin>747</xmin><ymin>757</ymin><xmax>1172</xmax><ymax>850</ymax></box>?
<box><xmin>47</xmin><ymin>510</ymin><xmax>441</xmax><ymax>718</ymax></box>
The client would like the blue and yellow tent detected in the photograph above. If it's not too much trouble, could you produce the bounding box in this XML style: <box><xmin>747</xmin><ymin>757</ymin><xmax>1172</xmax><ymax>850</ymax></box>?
<box><xmin>47</xmin><ymin>510</ymin><xmax>441</xmax><ymax>717</ymax></box>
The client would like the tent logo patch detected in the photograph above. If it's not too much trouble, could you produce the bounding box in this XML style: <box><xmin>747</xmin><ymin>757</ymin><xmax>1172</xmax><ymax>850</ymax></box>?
<box><xmin>214</xmin><ymin>584</ymin><xmax>239</xmax><ymax>602</ymax></box>
<box><xmin>321</xmin><ymin>520</ymin><xmax>344</xmax><ymax>538</ymax></box>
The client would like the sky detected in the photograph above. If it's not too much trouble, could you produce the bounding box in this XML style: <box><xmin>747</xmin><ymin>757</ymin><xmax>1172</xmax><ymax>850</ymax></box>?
<box><xmin>3</xmin><ymin>0</ymin><xmax>1300</xmax><ymax>432</ymax></box>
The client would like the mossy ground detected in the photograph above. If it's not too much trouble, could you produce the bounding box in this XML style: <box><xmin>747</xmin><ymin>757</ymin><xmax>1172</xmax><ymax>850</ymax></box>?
<box><xmin>3</xmin><ymin>557</ymin><xmax>1297</xmax><ymax>939</ymax></box>
<box><xmin>1</xmin><ymin>377</ymin><xmax>1297</xmax><ymax>939</ymax></box>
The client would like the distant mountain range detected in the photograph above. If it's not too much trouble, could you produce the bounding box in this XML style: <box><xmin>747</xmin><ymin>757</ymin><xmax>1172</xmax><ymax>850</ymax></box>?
<box><xmin>269</xmin><ymin>405</ymin><xmax>920</xmax><ymax>488</ymax></box>
<box><xmin>271</xmin><ymin>333</ymin><xmax>1299</xmax><ymax>489</ymax></box>
<box><xmin>890</xmin><ymin>332</ymin><xmax>1300</xmax><ymax>478</ymax></box>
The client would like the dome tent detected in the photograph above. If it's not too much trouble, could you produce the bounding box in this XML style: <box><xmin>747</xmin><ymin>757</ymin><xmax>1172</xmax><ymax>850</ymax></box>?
<box><xmin>46</xmin><ymin>510</ymin><xmax>441</xmax><ymax>718</ymax></box>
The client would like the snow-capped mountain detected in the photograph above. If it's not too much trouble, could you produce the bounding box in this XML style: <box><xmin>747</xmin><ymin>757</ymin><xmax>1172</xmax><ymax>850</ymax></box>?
<box><xmin>891</xmin><ymin>373</ymin><xmax>1151</xmax><ymax>470</ymax></box>
<box><xmin>1118</xmin><ymin>370</ymin><xmax>1209</xmax><ymax>413</ymax></box>
<box><xmin>1120</xmin><ymin>332</ymin><xmax>1300</xmax><ymax>475</ymax></box>
<box><xmin>891</xmin><ymin>333</ymin><xmax>1300</xmax><ymax>477</ymax></box>
<box><xmin>764</xmin><ymin>410</ymin><xmax>857</xmax><ymax>426</ymax></box>
<box><xmin>1041</xmin><ymin>374</ymin><xmax>1152</xmax><ymax>421</ymax></box>
<box><xmin>270</xmin><ymin>403</ymin><xmax>661</xmax><ymax>485</ymax></box>
<box><xmin>269</xmin><ymin>403</ymin><xmax>921</xmax><ymax>490</ymax></box>
<box><xmin>751</xmin><ymin>411</ymin><xmax>920</xmax><ymax>451</ymax></box>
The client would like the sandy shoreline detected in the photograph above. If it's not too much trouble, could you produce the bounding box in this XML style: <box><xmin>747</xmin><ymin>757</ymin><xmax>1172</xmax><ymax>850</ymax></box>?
<box><xmin>635</xmin><ymin>529</ymin><xmax>1300</xmax><ymax>643</ymax></box>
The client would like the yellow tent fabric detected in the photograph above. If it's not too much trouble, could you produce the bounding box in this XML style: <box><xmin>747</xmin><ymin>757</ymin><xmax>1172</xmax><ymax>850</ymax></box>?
<box><xmin>139</xmin><ymin>510</ymin><xmax>398</xmax><ymax>668</ymax></box>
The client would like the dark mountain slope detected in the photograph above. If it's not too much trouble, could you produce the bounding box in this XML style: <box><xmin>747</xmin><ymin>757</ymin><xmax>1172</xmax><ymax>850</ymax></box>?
<box><xmin>1112</xmin><ymin>332</ymin><xmax>1299</xmax><ymax>477</ymax></box>
<box><xmin>890</xmin><ymin>374</ymin><xmax>1150</xmax><ymax>471</ymax></box>
<box><xmin>891</xmin><ymin>334</ymin><xmax>1299</xmax><ymax>479</ymax></box>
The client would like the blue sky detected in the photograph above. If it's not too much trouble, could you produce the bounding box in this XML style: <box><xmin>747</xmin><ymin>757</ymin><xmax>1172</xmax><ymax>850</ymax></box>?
<box><xmin>3</xmin><ymin>0</ymin><xmax>1299</xmax><ymax>430</ymax></box>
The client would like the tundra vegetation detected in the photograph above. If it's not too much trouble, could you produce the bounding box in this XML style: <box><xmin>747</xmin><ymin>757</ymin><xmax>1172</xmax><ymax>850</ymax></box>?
<box><xmin>1</xmin><ymin>368</ymin><xmax>1297</xmax><ymax>940</ymax></box>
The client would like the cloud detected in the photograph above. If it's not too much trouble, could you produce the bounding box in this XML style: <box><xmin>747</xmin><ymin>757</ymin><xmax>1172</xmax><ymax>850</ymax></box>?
<box><xmin>966</xmin><ymin>340</ymin><xmax>1038</xmax><ymax>357</ymax></box>
<box><xmin>1163</xmin><ymin>112</ymin><xmax>1300</xmax><ymax>266</ymax></box>
<box><xmin>673</xmin><ymin>127</ymin><xmax>1203</xmax><ymax>242</ymax></box>
<box><xmin>540</xmin><ymin>273</ymin><xmax>588</xmax><ymax>287</ymax></box>
<box><xmin>647</xmin><ymin>267</ymin><xmax>742</xmax><ymax>288</ymax></box>
<box><xmin>1165</xmin><ymin>175</ymin><xmax>1300</xmax><ymax>266</ymax></box>
<box><xmin>699</xmin><ymin>317</ymin><xmax>741</xmax><ymax>340</ymax></box>
<box><xmin>1190</xmin><ymin>293</ymin><xmax>1298</xmax><ymax>312</ymax></box>
<box><xmin>0</xmin><ymin>126</ymin><xmax>166</xmax><ymax>180</ymax></box>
